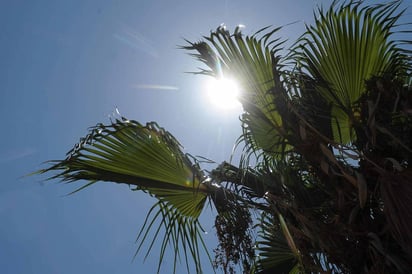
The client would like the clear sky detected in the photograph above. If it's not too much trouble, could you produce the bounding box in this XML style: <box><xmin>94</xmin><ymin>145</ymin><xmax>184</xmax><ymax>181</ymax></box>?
<box><xmin>1</xmin><ymin>1</ymin><xmax>411</xmax><ymax>273</ymax></box>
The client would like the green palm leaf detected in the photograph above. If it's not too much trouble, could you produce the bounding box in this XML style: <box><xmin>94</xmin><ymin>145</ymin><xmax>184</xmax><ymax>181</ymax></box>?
<box><xmin>135</xmin><ymin>200</ymin><xmax>210</xmax><ymax>273</ymax></box>
<box><xmin>35</xmin><ymin>118</ymin><xmax>211</xmax><ymax>273</ymax></box>
<box><xmin>183</xmin><ymin>26</ymin><xmax>291</xmax><ymax>156</ymax></box>
<box><xmin>256</xmin><ymin>213</ymin><xmax>301</xmax><ymax>274</ymax></box>
<box><xmin>294</xmin><ymin>0</ymin><xmax>409</xmax><ymax>143</ymax></box>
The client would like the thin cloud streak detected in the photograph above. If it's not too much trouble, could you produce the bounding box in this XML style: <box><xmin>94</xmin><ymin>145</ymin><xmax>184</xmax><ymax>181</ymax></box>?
<box><xmin>114</xmin><ymin>25</ymin><xmax>159</xmax><ymax>58</ymax></box>
<box><xmin>0</xmin><ymin>148</ymin><xmax>36</xmax><ymax>163</ymax></box>
<box><xmin>132</xmin><ymin>84</ymin><xmax>179</xmax><ymax>91</ymax></box>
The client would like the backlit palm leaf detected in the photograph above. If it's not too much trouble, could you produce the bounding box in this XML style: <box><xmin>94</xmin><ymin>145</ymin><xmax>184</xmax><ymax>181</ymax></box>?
<box><xmin>294</xmin><ymin>0</ymin><xmax>409</xmax><ymax>143</ymax></box>
<box><xmin>184</xmin><ymin>26</ymin><xmax>291</xmax><ymax>156</ymax></box>
<box><xmin>256</xmin><ymin>213</ymin><xmax>301</xmax><ymax>274</ymax></box>
<box><xmin>36</xmin><ymin>118</ymin><xmax>210</xmax><ymax>273</ymax></box>
<box><xmin>34</xmin><ymin>1</ymin><xmax>412</xmax><ymax>273</ymax></box>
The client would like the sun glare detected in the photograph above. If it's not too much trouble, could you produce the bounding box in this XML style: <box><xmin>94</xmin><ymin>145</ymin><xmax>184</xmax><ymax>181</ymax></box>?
<box><xmin>206</xmin><ymin>77</ymin><xmax>241</xmax><ymax>110</ymax></box>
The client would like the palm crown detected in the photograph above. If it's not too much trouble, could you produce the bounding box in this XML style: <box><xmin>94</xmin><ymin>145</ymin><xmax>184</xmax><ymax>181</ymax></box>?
<box><xmin>36</xmin><ymin>1</ymin><xmax>412</xmax><ymax>273</ymax></box>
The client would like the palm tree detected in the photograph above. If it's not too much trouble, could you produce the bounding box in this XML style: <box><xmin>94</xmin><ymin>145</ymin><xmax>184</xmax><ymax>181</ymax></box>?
<box><xmin>36</xmin><ymin>1</ymin><xmax>412</xmax><ymax>273</ymax></box>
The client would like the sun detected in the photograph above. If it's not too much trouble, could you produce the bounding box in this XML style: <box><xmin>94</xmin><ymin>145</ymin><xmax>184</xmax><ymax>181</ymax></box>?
<box><xmin>206</xmin><ymin>77</ymin><xmax>242</xmax><ymax>110</ymax></box>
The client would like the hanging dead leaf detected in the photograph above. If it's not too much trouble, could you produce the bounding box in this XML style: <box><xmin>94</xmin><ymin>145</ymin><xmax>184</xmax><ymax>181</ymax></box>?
<box><xmin>341</xmin><ymin>170</ymin><xmax>358</xmax><ymax>187</ymax></box>
<box><xmin>299</xmin><ymin>121</ymin><xmax>307</xmax><ymax>141</ymax></box>
<box><xmin>356</xmin><ymin>171</ymin><xmax>368</xmax><ymax>208</ymax></box>
<box><xmin>320</xmin><ymin>143</ymin><xmax>338</xmax><ymax>165</ymax></box>
<box><xmin>320</xmin><ymin>159</ymin><xmax>329</xmax><ymax>174</ymax></box>
<box><xmin>348</xmin><ymin>205</ymin><xmax>360</xmax><ymax>224</ymax></box>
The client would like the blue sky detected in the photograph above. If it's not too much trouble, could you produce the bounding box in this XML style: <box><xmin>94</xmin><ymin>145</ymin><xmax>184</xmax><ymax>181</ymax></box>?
<box><xmin>1</xmin><ymin>1</ymin><xmax>411</xmax><ymax>273</ymax></box>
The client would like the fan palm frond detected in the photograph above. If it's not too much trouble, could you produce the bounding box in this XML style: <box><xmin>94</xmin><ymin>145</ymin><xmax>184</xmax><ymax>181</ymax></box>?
<box><xmin>255</xmin><ymin>212</ymin><xmax>301</xmax><ymax>274</ymax></box>
<box><xmin>294</xmin><ymin>0</ymin><xmax>409</xmax><ymax>143</ymax></box>
<box><xmin>35</xmin><ymin>118</ymin><xmax>211</xmax><ymax>273</ymax></box>
<box><xmin>183</xmin><ymin>26</ymin><xmax>291</xmax><ymax>156</ymax></box>
<box><xmin>135</xmin><ymin>200</ymin><xmax>210</xmax><ymax>273</ymax></box>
